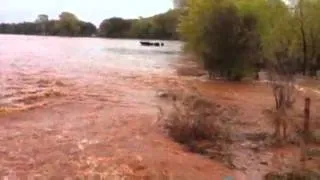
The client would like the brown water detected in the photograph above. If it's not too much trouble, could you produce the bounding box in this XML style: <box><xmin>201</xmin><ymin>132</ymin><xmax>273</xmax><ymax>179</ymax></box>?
<box><xmin>0</xmin><ymin>35</ymin><xmax>182</xmax><ymax>112</ymax></box>
<box><xmin>1</xmin><ymin>35</ymin><xmax>317</xmax><ymax>179</ymax></box>
<box><xmin>0</xmin><ymin>35</ymin><xmax>237</xmax><ymax>179</ymax></box>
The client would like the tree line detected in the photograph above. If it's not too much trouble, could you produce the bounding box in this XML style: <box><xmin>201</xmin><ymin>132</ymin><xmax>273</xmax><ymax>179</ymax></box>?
<box><xmin>0</xmin><ymin>13</ymin><xmax>97</xmax><ymax>37</ymax></box>
<box><xmin>0</xmin><ymin>10</ymin><xmax>180</xmax><ymax>40</ymax></box>
<box><xmin>178</xmin><ymin>0</ymin><xmax>320</xmax><ymax>79</ymax></box>
<box><xmin>99</xmin><ymin>9</ymin><xmax>180</xmax><ymax>39</ymax></box>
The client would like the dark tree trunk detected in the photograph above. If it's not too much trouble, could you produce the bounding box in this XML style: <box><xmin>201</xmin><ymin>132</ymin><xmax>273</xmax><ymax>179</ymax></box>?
<box><xmin>301</xmin><ymin>26</ymin><xmax>308</xmax><ymax>75</ymax></box>
<box><xmin>299</xmin><ymin>0</ymin><xmax>308</xmax><ymax>75</ymax></box>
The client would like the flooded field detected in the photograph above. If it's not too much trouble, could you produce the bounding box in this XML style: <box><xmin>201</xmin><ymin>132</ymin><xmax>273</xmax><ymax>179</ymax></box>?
<box><xmin>0</xmin><ymin>35</ymin><xmax>319</xmax><ymax>179</ymax></box>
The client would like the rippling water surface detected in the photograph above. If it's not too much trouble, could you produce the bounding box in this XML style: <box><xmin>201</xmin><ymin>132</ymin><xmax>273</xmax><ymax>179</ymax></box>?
<box><xmin>0</xmin><ymin>35</ymin><xmax>182</xmax><ymax>111</ymax></box>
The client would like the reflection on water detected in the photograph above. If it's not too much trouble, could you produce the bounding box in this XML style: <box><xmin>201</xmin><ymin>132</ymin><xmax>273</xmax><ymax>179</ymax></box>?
<box><xmin>0</xmin><ymin>35</ymin><xmax>182</xmax><ymax>111</ymax></box>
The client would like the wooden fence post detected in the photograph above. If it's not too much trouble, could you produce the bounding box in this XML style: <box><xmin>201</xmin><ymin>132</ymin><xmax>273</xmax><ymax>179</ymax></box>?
<box><xmin>304</xmin><ymin>97</ymin><xmax>311</xmax><ymax>141</ymax></box>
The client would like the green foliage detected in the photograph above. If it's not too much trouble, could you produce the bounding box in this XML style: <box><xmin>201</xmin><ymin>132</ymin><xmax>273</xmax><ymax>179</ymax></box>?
<box><xmin>56</xmin><ymin>12</ymin><xmax>81</xmax><ymax>36</ymax></box>
<box><xmin>178</xmin><ymin>0</ymin><xmax>217</xmax><ymax>54</ymax></box>
<box><xmin>129</xmin><ymin>19</ymin><xmax>153</xmax><ymax>39</ymax></box>
<box><xmin>0</xmin><ymin>22</ymin><xmax>39</xmax><ymax>35</ymax></box>
<box><xmin>35</xmin><ymin>14</ymin><xmax>49</xmax><ymax>35</ymax></box>
<box><xmin>36</xmin><ymin>14</ymin><xmax>49</xmax><ymax>23</ymax></box>
<box><xmin>150</xmin><ymin>10</ymin><xmax>180</xmax><ymax>39</ymax></box>
<box><xmin>99</xmin><ymin>17</ymin><xmax>132</xmax><ymax>38</ymax></box>
<box><xmin>256</xmin><ymin>0</ymin><xmax>320</xmax><ymax>75</ymax></box>
<box><xmin>235</xmin><ymin>0</ymin><xmax>320</xmax><ymax>75</ymax></box>
<box><xmin>179</xmin><ymin>0</ymin><xmax>320</xmax><ymax>79</ymax></box>
<box><xmin>78</xmin><ymin>21</ymin><xmax>97</xmax><ymax>37</ymax></box>
<box><xmin>179</xmin><ymin>0</ymin><xmax>261</xmax><ymax>80</ymax></box>
<box><xmin>296</xmin><ymin>0</ymin><xmax>320</xmax><ymax>74</ymax></box>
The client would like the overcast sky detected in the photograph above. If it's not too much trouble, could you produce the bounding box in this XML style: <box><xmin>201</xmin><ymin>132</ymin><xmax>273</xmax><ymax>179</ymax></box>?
<box><xmin>0</xmin><ymin>0</ymin><xmax>174</xmax><ymax>25</ymax></box>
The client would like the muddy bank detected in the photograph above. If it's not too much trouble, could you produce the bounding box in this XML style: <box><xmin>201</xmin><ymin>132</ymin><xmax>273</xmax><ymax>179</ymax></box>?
<box><xmin>199</xmin><ymin>70</ymin><xmax>320</xmax><ymax>178</ymax></box>
<box><xmin>157</xmin><ymin>79</ymin><xmax>320</xmax><ymax>179</ymax></box>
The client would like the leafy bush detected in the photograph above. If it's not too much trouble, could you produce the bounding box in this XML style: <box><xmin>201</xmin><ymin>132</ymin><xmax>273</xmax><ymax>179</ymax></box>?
<box><xmin>179</xmin><ymin>1</ymin><xmax>260</xmax><ymax>80</ymax></box>
<box><xmin>203</xmin><ymin>6</ymin><xmax>260</xmax><ymax>80</ymax></box>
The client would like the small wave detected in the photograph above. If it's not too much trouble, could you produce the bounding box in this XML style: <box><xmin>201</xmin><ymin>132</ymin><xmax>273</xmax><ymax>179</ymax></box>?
<box><xmin>55</xmin><ymin>80</ymin><xmax>67</xmax><ymax>87</ymax></box>
<box><xmin>0</xmin><ymin>75</ymin><xmax>73</xmax><ymax>114</ymax></box>
<box><xmin>37</xmin><ymin>79</ymin><xmax>69</xmax><ymax>88</ymax></box>
<box><xmin>0</xmin><ymin>88</ymin><xmax>65</xmax><ymax>115</ymax></box>
<box><xmin>14</xmin><ymin>89</ymin><xmax>65</xmax><ymax>105</ymax></box>
<box><xmin>0</xmin><ymin>107</ymin><xmax>10</xmax><ymax>114</ymax></box>
<box><xmin>37</xmin><ymin>79</ymin><xmax>51</xmax><ymax>85</ymax></box>
<box><xmin>0</xmin><ymin>101</ymin><xmax>51</xmax><ymax>115</ymax></box>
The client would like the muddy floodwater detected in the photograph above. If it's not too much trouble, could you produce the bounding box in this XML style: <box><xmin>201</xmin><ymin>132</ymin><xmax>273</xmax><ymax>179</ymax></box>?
<box><xmin>0</xmin><ymin>35</ymin><xmax>182</xmax><ymax>111</ymax></box>
<box><xmin>0</xmin><ymin>35</ymin><xmax>237</xmax><ymax>179</ymax></box>
<box><xmin>0</xmin><ymin>35</ymin><xmax>318</xmax><ymax>179</ymax></box>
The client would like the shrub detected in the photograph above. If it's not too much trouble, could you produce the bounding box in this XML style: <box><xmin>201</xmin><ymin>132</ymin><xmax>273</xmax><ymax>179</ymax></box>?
<box><xmin>179</xmin><ymin>1</ymin><xmax>261</xmax><ymax>81</ymax></box>
<box><xmin>201</xmin><ymin>6</ymin><xmax>260</xmax><ymax>80</ymax></box>
<box><xmin>159</xmin><ymin>91</ymin><xmax>234</xmax><ymax>144</ymax></box>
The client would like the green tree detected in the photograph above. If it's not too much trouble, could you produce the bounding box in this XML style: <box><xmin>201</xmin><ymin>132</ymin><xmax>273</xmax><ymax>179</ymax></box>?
<box><xmin>179</xmin><ymin>0</ymin><xmax>260</xmax><ymax>80</ymax></box>
<box><xmin>99</xmin><ymin>17</ymin><xmax>132</xmax><ymax>38</ymax></box>
<box><xmin>293</xmin><ymin>0</ymin><xmax>320</xmax><ymax>75</ymax></box>
<box><xmin>56</xmin><ymin>12</ymin><xmax>81</xmax><ymax>36</ymax></box>
<box><xmin>79</xmin><ymin>21</ymin><xmax>97</xmax><ymax>36</ymax></box>
<box><xmin>178</xmin><ymin>0</ymin><xmax>218</xmax><ymax>54</ymax></box>
<box><xmin>46</xmin><ymin>20</ymin><xmax>60</xmax><ymax>35</ymax></box>
<box><xmin>98</xmin><ymin>10</ymin><xmax>180</xmax><ymax>40</ymax></box>
<box><xmin>0</xmin><ymin>12</ymin><xmax>95</xmax><ymax>37</ymax></box>
<box><xmin>35</xmin><ymin>14</ymin><xmax>49</xmax><ymax>35</ymax></box>
<box><xmin>36</xmin><ymin>14</ymin><xmax>49</xmax><ymax>23</ymax></box>
<box><xmin>149</xmin><ymin>10</ymin><xmax>180</xmax><ymax>39</ymax></box>
<box><xmin>244</xmin><ymin>0</ymin><xmax>320</xmax><ymax>76</ymax></box>
<box><xmin>129</xmin><ymin>19</ymin><xmax>152</xmax><ymax>39</ymax></box>
<box><xmin>0</xmin><ymin>10</ymin><xmax>180</xmax><ymax>40</ymax></box>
